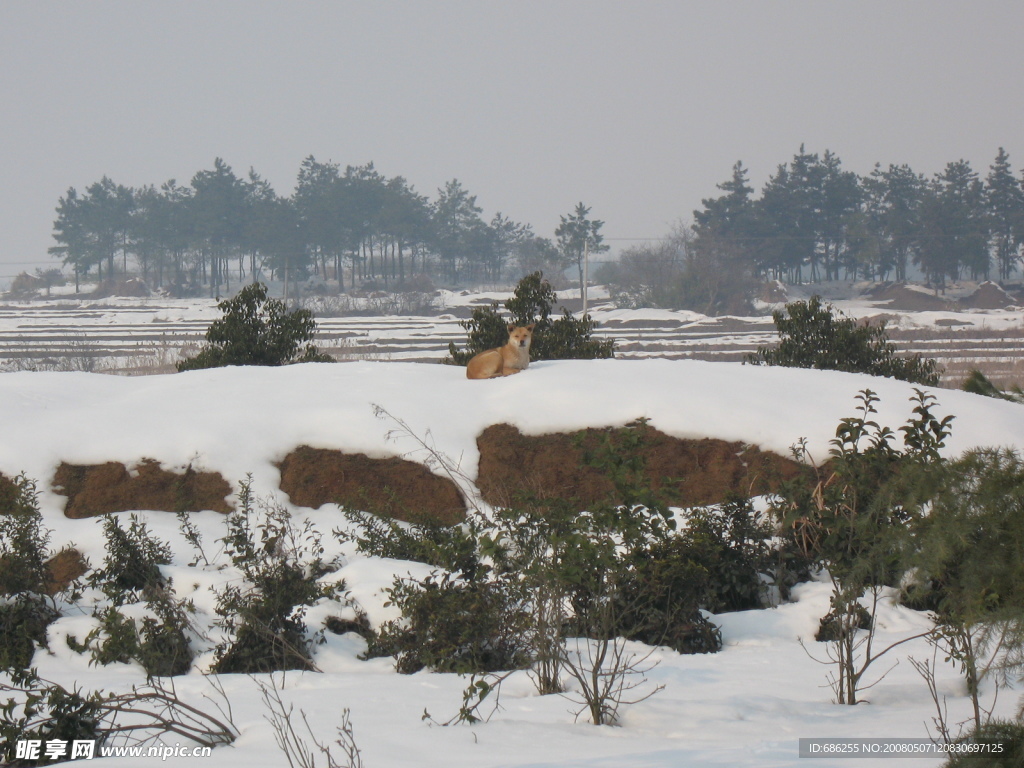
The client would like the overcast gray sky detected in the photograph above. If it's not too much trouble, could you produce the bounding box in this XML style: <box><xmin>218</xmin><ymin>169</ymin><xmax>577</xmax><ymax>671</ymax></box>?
<box><xmin>1</xmin><ymin>0</ymin><xmax>1022</xmax><ymax>281</ymax></box>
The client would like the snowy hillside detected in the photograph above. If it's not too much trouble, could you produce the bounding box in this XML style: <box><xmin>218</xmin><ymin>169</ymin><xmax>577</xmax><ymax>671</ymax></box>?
<box><xmin>3</xmin><ymin>359</ymin><xmax>1024</xmax><ymax>767</ymax></box>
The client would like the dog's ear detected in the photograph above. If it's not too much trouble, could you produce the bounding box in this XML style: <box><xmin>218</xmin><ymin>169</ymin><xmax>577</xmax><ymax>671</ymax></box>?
<box><xmin>526</xmin><ymin>324</ymin><xmax>536</xmax><ymax>332</ymax></box>
<box><xmin>507</xmin><ymin>323</ymin><xmax>515</xmax><ymax>333</ymax></box>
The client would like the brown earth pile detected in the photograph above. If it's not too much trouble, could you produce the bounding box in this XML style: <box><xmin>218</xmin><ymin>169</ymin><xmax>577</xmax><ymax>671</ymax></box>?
<box><xmin>277</xmin><ymin>446</ymin><xmax>467</xmax><ymax>525</ymax></box>
<box><xmin>960</xmin><ymin>282</ymin><xmax>1016</xmax><ymax>309</ymax></box>
<box><xmin>44</xmin><ymin>548</ymin><xmax>90</xmax><ymax>595</ymax></box>
<box><xmin>23</xmin><ymin>421</ymin><xmax>807</xmax><ymax>527</ymax></box>
<box><xmin>0</xmin><ymin>548</ymin><xmax>89</xmax><ymax>596</ymax></box>
<box><xmin>53</xmin><ymin>459</ymin><xmax>233</xmax><ymax>518</ymax></box>
<box><xmin>475</xmin><ymin>423</ymin><xmax>804</xmax><ymax>510</ymax></box>
<box><xmin>90</xmin><ymin>277</ymin><xmax>150</xmax><ymax>298</ymax></box>
<box><xmin>867</xmin><ymin>283</ymin><xmax>957</xmax><ymax>311</ymax></box>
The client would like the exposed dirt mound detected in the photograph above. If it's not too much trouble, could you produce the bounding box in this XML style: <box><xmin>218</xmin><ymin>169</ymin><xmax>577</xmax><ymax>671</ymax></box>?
<box><xmin>91</xmin><ymin>277</ymin><xmax>150</xmax><ymax>298</ymax></box>
<box><xmin>277</xmin><ymin>446</ymin><xmax>467</xmax><ymax>525</ymax></box>
<box><xmin>475</xmin><ymin>423</ymin><xmax>805</xmax><ymax>509</ymax></box>
<box><xmin>44</xmin><ymin>548</ymin><xmax>90</xmax><ymax>595</ymax></box>
<box><xmin>53</xmin><ymin>459</ymin><xmax>233</xmax><ymax>518</ymax></box>
<box><xmin>961</xmin><ymin>282</ymin><xmax>1016</xmax><ymax>309</ymax></box>
<box><xmin>868</xmin><ymin>283</ymin><xmax>957</xmax><ymax>311</ymax></box>
<box><xmin>0</xmin><ymin>548</ymin><xmax>89</xmax><ymax>596</ymax></box>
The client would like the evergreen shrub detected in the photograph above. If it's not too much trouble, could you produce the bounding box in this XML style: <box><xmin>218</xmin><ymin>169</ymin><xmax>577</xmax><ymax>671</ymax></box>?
<box><xmin>339</xmin><ymin>508</ymin><xmax>481</xmax><ymax>580</ymax></box>
<box><xmin>177</xmin><ymin>282</ymin><xmax>334</xmax><ymax>371</ymax></box>
<box><xmin>446</xmin><ymin>271</ymin><xmax>614</xmax><ymax>365</ymax></box>
<box><xmin>366</xmin><ymin>571</ymin><xmax>531</xmax><ymax>675</ymax></box>
<box><xmin>0</xmin><ymin>475</ymin><xmax>64</xmax><ymax>671</ymax></box>
<box><xmin>90</xmin><ymin>513</ymin><xmax>172</xmax><ymax>603</ymax></box>
<box><xmin>747</xmin><ymin>296</ymin><xmax>941</xmax><ymax>385</ymax></box>
<box><xmin>211</xmin><ymin>479</ymin><xmax>344</xmax><ymax>673</ymax></box>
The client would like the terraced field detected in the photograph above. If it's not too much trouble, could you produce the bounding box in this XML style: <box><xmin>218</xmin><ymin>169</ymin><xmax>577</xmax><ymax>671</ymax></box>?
<box><xmin>1</xmin><ymin>294</ymin><xmax>1023</xmax><ymax>388</ymax></box>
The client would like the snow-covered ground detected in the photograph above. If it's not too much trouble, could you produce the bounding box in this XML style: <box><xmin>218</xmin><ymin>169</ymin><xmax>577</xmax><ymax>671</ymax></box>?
<box><xmin>4</xmin><ymin>282</ymin><xmax>1024</xmax><ymax>386</ymax></box>
<box><xmin>3</xmin><ymin>359</ymin><xmax>1024</xmax><ymax>766</ymax></box>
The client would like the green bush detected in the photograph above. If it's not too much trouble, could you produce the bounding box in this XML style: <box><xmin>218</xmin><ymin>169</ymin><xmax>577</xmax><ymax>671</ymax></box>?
<box><xmin>483</xmin><ymin>421</ymin><xmax>732</xmax><ymax>659</ymax></box>
<box><xmin>0</xmin><ymin>475</ymin><xmax>63</xmax><ymax>671</ymax></box>
<box><xmin>367</xmin><ymin>571</ymin><xmax>532</xmax><ymax>675</ymax></box>
<box><xmin>177</xmin><ymin>282</ymin><xmax>334</xmax><ymax>371</ymax></box>
<box><xmin>0</xmin><ymin>475</ymin><xmax>51</xmax><ymax>596</ymax></box>
<box><xmin>64</xmin><ymin>514</ymin><xmax>195</xmax><ymax>676</ymax></box>
<box><xmin>69</xmin><ymin>593</ymin><xmax>194</xmax><ymax>678</ymax></box>
<box><xmin>616</xmin><ymin>536</ymin><xmax>722</xmax><ymax>654</ymax></box>
<box><xmin>770</xmin><ymin>388</ymin><xmax>953</xmax><ymax>704</ymax></box>
<box><xmin>0</xmin><ymin>671</ymin><xmax>104</xmax><ymax>764</ymax></box>
<box><xmin>747</xmin><ymin>296</ymin><xmax>941</xmax><ymax>385</ymax></box>
<box><xmin>339</xmin><ymin>508</ymin><xmax>482</xmax><ymax>580</ymax></box>
<box><xmin>0</xmin><ymin>596</ymin><xmax>58</xmax><ymax>672</ymax></box>
<box><xmin>211</xmin><ymin>479</ymin><xmax>344</xmax><ymax>673</ymax></box>
<box><xmin>943</xmin><ymin>719</ymin><xmax>1024</xmax><ymax>767</ymax></box>
<box><xmin>679</xmin><ymin>497</ymin><xmax>775</xmax><ymax>613</ymax></box>
<box><xmin>90</xmin><ymin>513</ymin><xmax>172</xmax><ymax>604</ymax></box>
<box><xmin>909</xmin><ymin>448</ymin><xmax>1024</xmax><ymax>622</ymax></box>
<box><xmin>1</xmin><ymin>670</ymin><xmax>236</xmax><ymax>764</ymax></box>
<box><xmin>446</xmin><ymin>271</ymin><xmax>614</xmax><ymax>365</ymax></box>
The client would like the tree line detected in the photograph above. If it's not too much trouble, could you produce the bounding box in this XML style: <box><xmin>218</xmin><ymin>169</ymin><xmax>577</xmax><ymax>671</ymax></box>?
<box><xmin>48</xmin><ymin>147</ymin><xmax>1023</xmax><ymax>300</ymax></box>
<box><xmin>691</xmin><ymin>146</ymin><xmax>1024</xmax><ymax>286</ymax></box>
<box><xmin>600</xmin><ymin>146</ymin><xmax>1023</xmax><ymax>316</ymax></box>
<box><xmin>48</xmin><ymin>157</ymin><xmax>606</xmax><ymax>296</ymax></box>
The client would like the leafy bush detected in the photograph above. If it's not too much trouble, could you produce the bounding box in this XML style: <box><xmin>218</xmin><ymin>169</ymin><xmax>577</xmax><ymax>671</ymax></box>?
<box><xmin>211</xmin><ymin>479</ymin><xmax>344</xmax><ymax>673</ymax></box>
<box><xmin>1</xmin><ymin>671</ymin><xmax>104</xmax><ymax>764</ymax></box>
<box><xmin>747</xmin><ymin>296</ymin><xmax>941</xmax><ymax>385</ymax></box>
<box><xmin>177</xmin><ymin>282</ymin><xmax>334</xmax><ymax>371</ymax></box>
<box><xmin>446</xmin><ymin>271</ymin><xmax>614</xmax><ymax>365</ymax></box>
<box><xmin>90</xmin><ymin>514</ymin><xmax>172</xmax><ymax>604</ymax></box>
<box><xmin>908</xmin><ymin>448</ymin><xmax>1024</xmax><ymax>730</ymax></box>
<box><xmin>0</xmin><ymin>475</ymin><xmax>51</xmax><ymax>596</ymax></box>
<box><xmin>70</xmin><ymin>593</ymin><xmax>195</xmax><ymax>678</ymax></box>
<box><xmin>0</xmin><ymin>596</ymin><xmax>58</xmax><ymax>673</ymax></box>
<box><xmin>367</xmin><ymin>571</ymin><xmax>532</xmax><ymax>675</ymax></box>
<box><xmin>910</xmin><ymin>448</ymin><xmax>1024</xmax><ymax>623</ymax></box>
<box><xmin>338</xmin><ymin>508</ymin><xmax>482</xmax><ymax>580</ymax></box>
<box><xmin>563</xmin><ymin>503</ymin><xmax>727</xmax><ymax>656</ymax></box>
<box><xmin>0</xmin><ymin>475</ymin><xmax>64</xmax><ymax>671</ymax></box>
<box><xmin>943</xmin><ymin>719</ymin><xmax>1024</xmax><ymax>767</ymax></box>
<box><xmin>616</xmin><ymin>536</ymin><xmax>722</xmax><ymax>654</ymax></box>
<box><xmin>678</xmin><ymin>497</ymin><xmax>775</xmax><ymax>614</ymax></box>
<box><xmin>62</xmin><ymin>514</ymin><xmax>194</xmax><ymax>676</ymax></box>
<box><xmin>771</xmin><ymin>388</ymin><xmax>952</xmax><ymax>704</ymax></box>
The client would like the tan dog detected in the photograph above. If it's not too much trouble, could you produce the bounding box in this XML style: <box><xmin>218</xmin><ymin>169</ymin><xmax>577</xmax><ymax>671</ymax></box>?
<box><xmin>466</xmin><ymin>324</ymin><xmax>535</xmax><ymax>379</ymax></box>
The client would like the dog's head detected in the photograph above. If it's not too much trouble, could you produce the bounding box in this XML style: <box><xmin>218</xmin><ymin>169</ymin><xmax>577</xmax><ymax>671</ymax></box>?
<box><xmin>506</xmin><ymin>323</ymin><xmax>535</xmax><ymax>348</ymax></box>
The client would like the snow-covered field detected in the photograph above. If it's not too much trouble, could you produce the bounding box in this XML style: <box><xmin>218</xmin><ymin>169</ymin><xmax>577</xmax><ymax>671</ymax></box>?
<box><xmin>4</xmin><ymin>358</ymin><xmax>1024</xmax><ymax>767</ymax></box>
<box><xmin>3</xmin><ymin>281</ymin><xmax>1024</xmax><ymax>385</ymax></box>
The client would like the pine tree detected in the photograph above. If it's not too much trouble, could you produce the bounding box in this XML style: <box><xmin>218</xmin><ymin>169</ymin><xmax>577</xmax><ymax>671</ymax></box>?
<box><xmin>916</xmin><ymin>161</ymin><xmax>989</xmax><ymax>285</ymax></box>
<box><xmin>555</xmin><ymin>203</ymin><xmax>608</xmax><ymax>307</ymax></box>
<box><xmin>190</xmin><ymin>159</ymin><xmax>247</xmax><ymax>297</ymax></box>
<box><xmin>985</xmin><ymin>148</ymin><xmax>1024</xmax><ymax>281</ymax></box>
<box><xmin>49</xmin><ymin>188</ymin><xmax>90</xmax><ymax>291</ymax></box>
<box><xmin>876</xmin><ymin>164</ymin><xmax>925</xmax><ymax>282</ymax></box>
